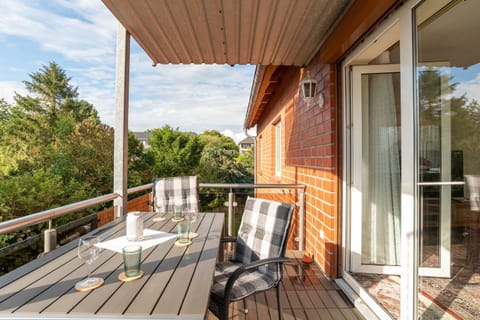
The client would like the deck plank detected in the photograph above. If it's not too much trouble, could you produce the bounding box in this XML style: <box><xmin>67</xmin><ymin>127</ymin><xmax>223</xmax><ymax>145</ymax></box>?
<box><xmin>152</xmin><ymin>214</ymin><xmax>216</xmax><ymax>315</ymax></box>
<box><xmin>206</xmin><ymin>252</ymin><xmax>365</xmax><ymax>319</ymax></box>
<box><xmin>181</xmin><ymin>214</ymin><xmax>224</xmax><ymax>316</ymax></box>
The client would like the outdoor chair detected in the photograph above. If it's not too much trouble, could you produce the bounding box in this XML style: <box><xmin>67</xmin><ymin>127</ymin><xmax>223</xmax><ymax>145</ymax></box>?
<box><xmin>209</xmin><ymin>196</ymin><xmax>294</xmax><ymax>320</ymax></box>
<box><xmin>152</xmin><ymin>176</ymin><xmax>199</xmax><ymax>213</ymax></box>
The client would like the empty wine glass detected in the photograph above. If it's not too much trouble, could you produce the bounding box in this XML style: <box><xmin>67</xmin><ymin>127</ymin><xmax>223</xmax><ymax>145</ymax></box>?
<box><xmin>153</xmin><ymin>200</ymin><xmax>167</xmax><ymax>222</ymax></box>
<box><xmin>184</xmin><ymin>210</ymin><xmax>198</xmax><ymax>238</ymax></box>
<box><xmin>75</xmin><ymin>236</ymin><xmax>104</xmax><ymax>291</ymax></box>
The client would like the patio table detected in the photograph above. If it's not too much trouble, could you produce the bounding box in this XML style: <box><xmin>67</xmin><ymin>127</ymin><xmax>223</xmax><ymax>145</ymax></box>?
<box><xmin>0</xmin><ymin>211</ymin><xmax>224</xmax><ymax>319</ymax></box>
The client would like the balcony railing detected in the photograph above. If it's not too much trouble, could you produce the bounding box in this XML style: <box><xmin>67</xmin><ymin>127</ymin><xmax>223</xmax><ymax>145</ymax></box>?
<box><xmin>0</xmin><ymin>182</ymin><xmax>305</xmax><ymax>273</ymax></box>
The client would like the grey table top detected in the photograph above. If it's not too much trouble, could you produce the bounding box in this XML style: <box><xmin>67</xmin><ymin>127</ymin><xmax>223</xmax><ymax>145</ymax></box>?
<box><xmin>0</xmin><ymin>212</ymin><xmax>224</xmax><ymax>319</ymax></box>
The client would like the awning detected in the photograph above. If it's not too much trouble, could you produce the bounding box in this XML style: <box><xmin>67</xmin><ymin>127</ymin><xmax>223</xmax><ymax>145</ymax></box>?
<box><xmin>102</xmin><ymin>0</ymin><xmax>350</xmax><ymax>67</ymax></box>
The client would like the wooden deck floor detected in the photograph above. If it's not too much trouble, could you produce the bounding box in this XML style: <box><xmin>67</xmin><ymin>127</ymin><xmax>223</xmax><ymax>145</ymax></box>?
<box><xmin>207</xmin><ymin>251</ymin><xmax>365</xmax><ymax>320</ymax></box>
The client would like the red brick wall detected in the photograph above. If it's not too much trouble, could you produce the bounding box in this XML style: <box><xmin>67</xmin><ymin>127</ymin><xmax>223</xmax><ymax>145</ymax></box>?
<box><xmin>127</xmin><ymin>193</ymin><xmax>152</xmax><ymax>212</ymax></box>
<box><xmin>97</xmin><ymin>193</ymin><xmax>152</xmax><ymax>227</ymax></box>
<box><xmin>97</xmin><ymin>207</ymin><xmax>115</xmax><ymax>227</ymax></box>
<box><xmin>255</xmin><ymin>62</ymin><xmax>339</xmax><ymax>277</ymax></box>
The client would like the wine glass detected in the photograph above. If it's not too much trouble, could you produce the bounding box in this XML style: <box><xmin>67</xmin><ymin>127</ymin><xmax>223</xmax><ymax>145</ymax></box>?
<box><xmin>153</xmin><ymin>200</ymin><xmax>167</xmax><ymax>222</ymax></box>
<box><xmin>184</xmin><ymin>210</ymin><xmax>198</xmax><ymax>238</ymax></box>
<box><xmin>75</xmin><ymin>236</ymin><xmax>104</xmax><ymax>291</ymax></box>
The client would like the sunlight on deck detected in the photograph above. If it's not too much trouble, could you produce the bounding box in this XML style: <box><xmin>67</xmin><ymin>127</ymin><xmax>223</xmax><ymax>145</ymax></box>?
<box><xmin>207</xmin><ymin>251</ymin><xmax>364</xmax><ymax>320</ymax></box>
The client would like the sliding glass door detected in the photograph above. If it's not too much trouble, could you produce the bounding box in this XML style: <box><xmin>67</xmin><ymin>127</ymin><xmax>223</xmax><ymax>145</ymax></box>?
<box><xmin>415</xmin><ymin>0</ymin><xmax>480</xmax><ymax>318</ymax></box>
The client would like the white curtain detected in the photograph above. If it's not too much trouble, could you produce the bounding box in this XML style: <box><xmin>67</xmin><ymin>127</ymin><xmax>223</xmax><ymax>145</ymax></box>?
<box><xmin>362</xmin><ymin>72</ymin><xmax>401</xmax><ymax>266</ymax></box>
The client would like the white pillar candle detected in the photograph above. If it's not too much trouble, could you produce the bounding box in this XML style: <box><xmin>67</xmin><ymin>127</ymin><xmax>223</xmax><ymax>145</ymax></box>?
<box><xmin>126</xmin><ymin>212</ymin><xmax>144</xmax><ymax>241</ymax></box>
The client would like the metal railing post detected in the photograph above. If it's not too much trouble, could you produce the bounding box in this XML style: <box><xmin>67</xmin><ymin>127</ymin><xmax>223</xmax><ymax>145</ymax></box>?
<box><xmin>297</xmin><ymin>190</ymin><xmax>305</xmax><ymax>252</ymax></box>
<box><xmin>228</xmin><ymin>189</ymin><xmax>234</xmax><ymax>237</ymax></box>
<box><xmin>43</xmin><ymin>219</ymin><xmax>57</xmax><ymax>253</ymax></box>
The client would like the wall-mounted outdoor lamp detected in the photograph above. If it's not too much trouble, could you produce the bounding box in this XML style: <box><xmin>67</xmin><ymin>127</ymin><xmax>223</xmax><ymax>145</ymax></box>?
<box><xmin>300</xmin><ymin>71</ymin><xmax>325</xmax><ymax>108</ymax></box>
<box><xmin>300</xmin><ymin>71</ymin><xmax>317</xmax><ymax>106</ymax></box>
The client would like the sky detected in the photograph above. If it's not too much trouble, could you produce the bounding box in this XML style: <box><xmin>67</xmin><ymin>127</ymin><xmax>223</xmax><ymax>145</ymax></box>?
<box><xmin>0</xmin><ymin>0</ymin><xmax>256</xmax><ymax>142</ymax></box>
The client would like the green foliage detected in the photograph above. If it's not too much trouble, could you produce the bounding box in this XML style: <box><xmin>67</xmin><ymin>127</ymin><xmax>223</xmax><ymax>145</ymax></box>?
<box><xmin>0</xmin><ymin>169</ymin><xmax>88</xmax><ymax>218</ymax></box>
<box><xmin>419</xmin><ymin>68</ymin><xmax>480</xmax><ymax>174</ymax></box>
<box><xmin>198</xmin><ymin>148</ymin><xmax>251</xmax><ymax>183</ymax></box>
<box><xmin>419</xmin><ymin>68</ymin><xmax>456</xmax><ymax>125</ymax></box>
<box><xmin>0</xmin><ymin>98</ymin><xmax>9</xmax><ymax>125</ymax></box>
<box><xmin>147</xmin><ymin>125</ymin><xmax>204</xmax><ymax>177</ymax></box>
<box><xmin>0</xmin><ymin>62</ymin><xmax>111</xmax><ymax>226</ymax></box>
<box><xmin>22</xmin><ymin>61</ymin><xmax>78</xmax><ymax>117</ymax></box>
<box><xmin>46</xmin><ymin>118</ymin><xmax>114</xmax><ymax>194</ymax></box>
<box><xmin>128</xmin><ymin>132</ymin><xmax>154</xmax><ymax>187</ymax></box>
<box><xmin>236</xmin><ymin>147</ymin><xmax>254</xmax><ymax>176</ymax></box>
<box><xmin>197</xmin><ymin>130</ymin><xmax>253</xmax><ymax>184</ymax></box>
<box><xmin>0</xmin><ymin>62</ymin><xmax>255</xmax><ymax>253</ymax></box>
<box><xmin>199</xmin><ymin>130</ymin><xmax>238</xmax><ymax>152</ymax></box>
<box><xmin>0</xmin><ymin>62</ymin><xmax>102</xmax><ymax>175</ymax></box>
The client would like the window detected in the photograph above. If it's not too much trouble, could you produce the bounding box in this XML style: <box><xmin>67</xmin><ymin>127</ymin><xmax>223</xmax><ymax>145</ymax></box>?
<box><xmin>275</xmin><ymin>121</ymin><xmax>281</xmax><ymax>176</ymax></box>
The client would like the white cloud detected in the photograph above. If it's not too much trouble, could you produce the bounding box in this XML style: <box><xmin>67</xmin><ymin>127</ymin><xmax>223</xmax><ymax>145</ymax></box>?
<box><xmin>0</xmin><ymin>0</ymin><xmax>256</xmax><ymax>136</ymax></box>
<box><xmin>0</xmin><ymin>0</ymin><xmax>116</xmax><ymax>63</ymax></box>
<box><xmin>222</xmin><ymin>128</ymin><xmax>257</xmax><ymax>143</ymax></box>
<box><xmin>455</xmin><ymin>73</ymin><xmax>480</xmax><ymax>103</ymax></box>
<box><xmin>0</xmin><ymin>0</ymin><xmax>118</xmax><ymax>124</ymax></box>
<box><xmin>127</xmin><ymin>52</ymin><xmax>255</xmax><ymax>134</ymax></box>
<box><xmin>0</xmin><ymin>80</ymin><xmax>26</xmax><ymax>103</ymax></box>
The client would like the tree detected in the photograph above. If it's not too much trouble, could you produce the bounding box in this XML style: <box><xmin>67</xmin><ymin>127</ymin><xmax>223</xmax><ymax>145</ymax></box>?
<box><xmin>0</xmin><ymin>98</ymin><xmax>9</xmax><ymax>126</ymax></box>
<box><xmin>22</xmin><ymin>62</ymin><xmax>78</xmax><ymax>119</ymax></box>
<box><xmin>0</xmin><ymin>62</ymin><xmax>101</xmax><ymax>174</ymax></box>
<box><xmin>199</xmin><ymin>130</ymin><xmax>238</xmax><ymax>152</ymax></box>
<box><xmin>419</xmin><ymin>68</ymin><xmax>480</xmax><ymax>175</ymax></box>
<box><xmin>0</xmin><ymin>63</ymin><xmax>162</xmax><ymax>255</ymax></box>
<box><xmin>0</xmin><ymin>62</ymin><xmax>113</xmax><ymax>220</ymax></box>
<box><xmin>147</xmin><ymin>125</ymin><xmax>204</xmax><ymax>177</ymax></box>
<box><xmin>128</xmin><ymin>132</ymin><xmax>154</xmax><ymax>187</ymax></box>
<box><xmin>236</xmin><ymin>147</ymin><xmax>254</xmax><ymax>177</ymax></box>
<box><xmin>197</xmin><ymin>130</ymin><xmax>253</xmax><ymax>184</ymax></box>
<box><xmin>47</xmin><ymin>118</ymin><xmax>115</xmax><ymax>195</ymax></box>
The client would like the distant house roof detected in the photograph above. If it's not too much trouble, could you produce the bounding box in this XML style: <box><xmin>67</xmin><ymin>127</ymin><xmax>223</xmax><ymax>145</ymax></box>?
<box><xmin>238</xmin><ymin>136</ymin><xmax>255</xmax><ymax>145</ymax></box>
<box><xmin>133</xmin><ymin>132</ymin><xmax>152</xmax><ymax>149</ymax></box>
<box><xmin>133</xmin><ymin>132</ymin><xmax>152</xmax><ymax>141</ymax></box>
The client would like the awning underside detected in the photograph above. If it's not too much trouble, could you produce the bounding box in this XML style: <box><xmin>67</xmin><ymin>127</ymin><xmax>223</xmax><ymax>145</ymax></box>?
<box><xmin>102</xmin><ymin>0</ymin><xmax>350</xmax><ymax>66</ymax></box>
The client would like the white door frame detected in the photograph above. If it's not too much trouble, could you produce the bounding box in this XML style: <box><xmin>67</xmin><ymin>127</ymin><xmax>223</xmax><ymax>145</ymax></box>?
<box><xmin>350</xmin><ymin>64</ymin><xmax>452</xmax><ymax>277</ymax></box>
<box><xmin>350</xmin><ymin>64</ymin><xmax>402</xmax><ymax>275</ymax></box>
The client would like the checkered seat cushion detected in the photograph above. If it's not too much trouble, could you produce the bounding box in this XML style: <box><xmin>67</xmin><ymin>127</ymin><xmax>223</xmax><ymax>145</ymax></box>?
<box><xmin>211</xmin><ymin>260</ymin><xmax>276</xmax><ymax>301</ymax></box>
<box><xmin>210</xmin><ymin>197</ymin><xmax>294</xmax><ymax>318</ymax></box>
<box><xmin>152</xmin><ymin>176</ymin><xmax>199</xmax><ymax>213</ymax></box>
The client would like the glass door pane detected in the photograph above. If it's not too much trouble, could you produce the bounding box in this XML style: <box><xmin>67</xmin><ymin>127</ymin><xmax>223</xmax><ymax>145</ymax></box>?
<box><xmin>416</xmin><ymin>0</ymin><xmax>480</xmax><ymax>318</ymax></box>
<box><xmin>417</xmin><ymin>65</ymin><xmax>452</xmax><ymax>277</ymax></box>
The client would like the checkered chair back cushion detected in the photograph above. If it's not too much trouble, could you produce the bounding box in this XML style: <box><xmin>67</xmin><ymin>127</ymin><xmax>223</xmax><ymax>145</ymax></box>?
<box><xmin>465</xmin><ymin>175</ymin><xmax>480</xmax><ymax>211</ymax></box>
<box><xmin>153</xmin><ymin>176</ymin><xmax>199</xmax><ymax>213</ymax></box>
<box><xmin>234</xmin><ymin>197</ymin><xmax>294</xmax><ymax>280</ymax></box>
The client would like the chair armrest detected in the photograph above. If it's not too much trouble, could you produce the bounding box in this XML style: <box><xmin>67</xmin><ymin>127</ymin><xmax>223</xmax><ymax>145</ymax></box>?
<box><xmin>223</xmin><ymin>257</ymin><xmax>292</xmax><ymax>302</ymax></box>
<box><xmin>220</xmin><ymin>237</ymin><xmax>237</xmax><ymax>243</ymax></box>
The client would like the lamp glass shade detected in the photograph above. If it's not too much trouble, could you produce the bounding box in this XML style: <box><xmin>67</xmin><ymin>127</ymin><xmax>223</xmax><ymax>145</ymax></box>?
<box><xmin>302</xmin><ymin>81</ymin><xmax>317</xmax><ymax>99</ymax></box>
<box><xmin>300</xmin><ymin>71</ymin><xmax>317</xmax><ymax>104</ymax></box>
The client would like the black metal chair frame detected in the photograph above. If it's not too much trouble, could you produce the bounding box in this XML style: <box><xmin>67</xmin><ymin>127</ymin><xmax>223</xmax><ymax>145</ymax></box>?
<box><xmin>210</xmin><ymin>199</ymin><xmax>294</xmax><ymax>320</ymax></box>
